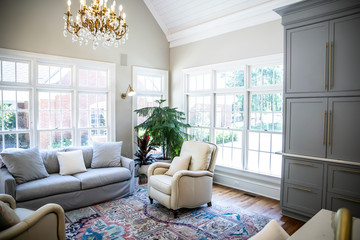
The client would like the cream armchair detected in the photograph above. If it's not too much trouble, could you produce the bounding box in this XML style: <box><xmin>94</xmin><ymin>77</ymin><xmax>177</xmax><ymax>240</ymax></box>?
<box><xmin>148</xmin><ymin>141</ymin><xmax>217</xmax><ymax>217</ymax></box>
<box><xmin>0</xmin><ymin>194</ymin><xmax>65</xmax><ymax>240</ymax></box>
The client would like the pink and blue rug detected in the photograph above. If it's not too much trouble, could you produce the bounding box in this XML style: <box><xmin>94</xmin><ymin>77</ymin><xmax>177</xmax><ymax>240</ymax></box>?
<box><xmin>65</xmin><ymin>185</ymin><xmax>270</xmax><ymax>239</ymax></box>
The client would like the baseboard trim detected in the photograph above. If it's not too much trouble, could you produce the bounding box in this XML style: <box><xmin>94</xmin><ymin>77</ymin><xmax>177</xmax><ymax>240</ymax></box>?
<box><xmin>213</xmin><ymin>167</ymin><xmax>281</xmax><ymax>200</ymax></box>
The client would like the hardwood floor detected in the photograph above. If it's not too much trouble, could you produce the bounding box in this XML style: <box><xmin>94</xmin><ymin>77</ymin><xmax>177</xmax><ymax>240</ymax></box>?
<box><xmin>212</xmin><ymin>183</ymin><xmax>305</xmax><ymax>235</ymax></box>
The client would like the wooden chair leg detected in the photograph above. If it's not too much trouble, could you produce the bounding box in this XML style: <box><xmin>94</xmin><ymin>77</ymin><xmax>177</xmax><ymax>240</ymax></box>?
<box><xmin>149</xmin><ymin>197</ymin><xmax>153</xmax><ymax>204</ymax></box>
<box><xmin>207</xmin><ymin>202</ymin><xmax>212</xmax><ymax>207</ymax></box>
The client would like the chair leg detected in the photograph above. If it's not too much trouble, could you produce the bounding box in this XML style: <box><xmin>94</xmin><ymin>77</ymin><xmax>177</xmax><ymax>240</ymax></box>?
<box><xmin>173</xmin><ymin>210</ymin><xmax>179</xmax><ymax>218</ymax></box>
<box><xmin>207</xmin><ymin>202</ymin><xmax>212</xmax><ymax>207</ymax></box>
<box><xmin>149</xmin><ymin>197</ymin><xmax>153</xmax><ymax>204</ymax></box>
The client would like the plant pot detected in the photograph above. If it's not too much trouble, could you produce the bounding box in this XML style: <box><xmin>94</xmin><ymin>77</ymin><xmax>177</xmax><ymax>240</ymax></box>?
<box><xmin>138</xmin><ymin>164</ymin><xmax>151</xmax><ymax>177</ymax></box>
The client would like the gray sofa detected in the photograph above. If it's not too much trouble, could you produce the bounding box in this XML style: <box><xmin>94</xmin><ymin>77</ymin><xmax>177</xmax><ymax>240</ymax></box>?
<box><xmin>0</xmin><ymin>147</ymin><xmax>135</xmax><ymax>211</ymax></box>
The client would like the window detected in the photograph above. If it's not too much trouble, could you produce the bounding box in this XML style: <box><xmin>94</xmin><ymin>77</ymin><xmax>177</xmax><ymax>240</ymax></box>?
<box><xmin>0</xmin><ymin>48</ymin><xmax>115</xmax><ymax>150</ymax></box>
<box><xmin>133</xmin><ymin>66</ymin><xmax>168</xmax><ymax>126</ymax></box>
<box><xmin>132</xmin><ymin>66</ymin><xmax>168</xmax><ymax>154</ymax></box>
<box><xmin>184</xmin><ymin>54</ymin><xmax>283</xmax><ymax>177</ymax></box>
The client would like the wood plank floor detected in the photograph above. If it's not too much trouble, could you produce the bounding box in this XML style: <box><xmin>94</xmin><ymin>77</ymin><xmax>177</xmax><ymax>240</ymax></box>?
<box><xmin>212</xmin><ymin>183</ymin><xmax>305</xmax><ymax>235</ymax></box>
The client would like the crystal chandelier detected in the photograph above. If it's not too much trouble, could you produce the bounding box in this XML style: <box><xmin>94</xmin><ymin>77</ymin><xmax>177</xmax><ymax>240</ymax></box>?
<box><xmin>63</xmin><ymin>0</ymin><xmax>129</xmax><ymax>49</ymax></box>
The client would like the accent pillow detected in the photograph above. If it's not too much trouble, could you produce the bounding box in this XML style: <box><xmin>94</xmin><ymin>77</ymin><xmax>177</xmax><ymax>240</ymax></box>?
<box><xmin>56</xmin><ymin>150</ymin><xmax>87</xmax><ymax>175</ymax></box>
<box><xmin>0</xmin><ymin>148</ymin><xmax>24</xmax><ymax>168</ymax></box>
<box><xmin>91</xmin><ymin>142</ymin><xmax>123</xmax><ymax>168</ymax></box>
<box><xmin>0</xmin><ymin>147</ymin><xmax>49</xmax><ymax>184</ymax></box>
<box><xmin>165</xmin><ymin>155</ymin><xmax>192</xmax><ymax>176</ymax></box>
<box><xmin>0</xmin><ymin>201</ymin><xmax>20</xmax><ymax>231</ymax></box>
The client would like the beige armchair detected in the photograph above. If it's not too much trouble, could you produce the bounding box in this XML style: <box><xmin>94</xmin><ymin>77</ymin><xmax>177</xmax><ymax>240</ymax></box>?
<box><xmin>0</xmin><ymin>194</ymin><xmax>65</xmax><ymax>240</ymax></box>
<box><xmin>148</xmin><ymin>141</ymin><xmax>217</xmax><ymax>217</ymax></box>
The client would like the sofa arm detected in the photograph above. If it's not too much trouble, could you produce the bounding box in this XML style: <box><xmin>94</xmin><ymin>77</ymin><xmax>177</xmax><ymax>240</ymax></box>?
<box><xmin>121</xmin><ymin>156</ymin><xmax>135</xmax><ymax>174</ymax></box>
<box><xmin>0</xmin><ymin>203</ymin><xmax>66</xmax><ymax>240</ymax></box>
<box><xmin>0</xmin><ymin>194</ymin><xmax>16</xmax><ymax>209</ymax></box>
<box><xmin>148</xmin><ymin>162</ymin><xmax>171</xmax><ymax>177</ymax></box>
<box><xmin>0</xmin><ymin>168</ymin><xmax>16</xmax><ymax>198</ymax></box>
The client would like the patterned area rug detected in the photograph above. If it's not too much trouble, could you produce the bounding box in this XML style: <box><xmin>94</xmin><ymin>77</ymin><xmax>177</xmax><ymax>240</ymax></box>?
<box><xmin>65</xmin><ymin>185</ymin><xmax>270</xmax><ymax>239</ymax></box>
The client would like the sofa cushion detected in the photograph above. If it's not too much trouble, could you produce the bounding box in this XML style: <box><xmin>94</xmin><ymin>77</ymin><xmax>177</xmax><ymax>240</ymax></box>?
<box><xmin>1</xmin><ymin>147</ymin><xmax>49</xmax><ymax>184</ymax></box>
<box><xmin>41</xmin><ymin>149</ymin><xmax>64</xmax><ymax>174</ymax></box>
<box><xmin>180</xmin><ymin>142</ymin><xmax>213</xmax><ymax>171</ymax></box>
<box><xmin>73</xmin><ymin>168</ymin><xmax>131</xmax><ymax>190</ymax></box>
<box><xmin>57</xmin><ymin>150</ymin><xmax>87</xmax><ymax>175</ymax></box>
<box><xmin>91</xmin><ymin>142</ymin><xmax>122</xmax><ymax>168</ymax></box>
<box><xmin>16</xmin><ymin>174</ymin><xmax>81</xmax><ymax>201</ymax></box>
<box><xmin>65</xmin><ymin>147</ymin><xmax>93</xmax><ymax>168</ymax></box>
<box><xmin>149</xmin><ymin>175</ymin><xmax>172</xmax><ymax>195</ymax></box>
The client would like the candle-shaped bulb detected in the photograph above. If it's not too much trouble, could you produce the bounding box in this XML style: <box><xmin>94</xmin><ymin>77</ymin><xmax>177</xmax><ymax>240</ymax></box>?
<box><xmin>104</xmin><ymin>0</ymin><xmax>108</xmax><ymax>8</ymax></box>
<box><xmin>119</xmin><ymin>4</ymin><xmax>123</xmax><ymax>12</ymax></box>
<box><xmin>111</xmin><ymin>0</ymin><xmax>116</xmax><ymax>12</ymax></box>
<box><xmin>67</xmin><ymin>0</ymin><xmax>71</xmax><ymax>11</ymax></box>
<box><xmin>123</xmin><ymin>12</ymin><xmax>126</xmax><ymax>23</ymax></box>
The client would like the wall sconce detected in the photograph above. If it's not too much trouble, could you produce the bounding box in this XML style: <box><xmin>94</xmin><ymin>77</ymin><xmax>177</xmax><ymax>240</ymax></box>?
<box><xmin>121</xmin><ymin>84</ymin><xmax>136</xmax><ymax>99</ymax></box>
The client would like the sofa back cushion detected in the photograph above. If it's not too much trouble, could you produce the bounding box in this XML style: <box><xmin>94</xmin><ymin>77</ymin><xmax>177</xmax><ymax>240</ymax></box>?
<box><xmin>41</xmin><ymin>149</ymin><xmax>64</xmax><ymax>174</ymax></box>
<box><xmin>65</xmin><ymin>147</ymin><xmax>93</xmax><ymax>168</ymax></box>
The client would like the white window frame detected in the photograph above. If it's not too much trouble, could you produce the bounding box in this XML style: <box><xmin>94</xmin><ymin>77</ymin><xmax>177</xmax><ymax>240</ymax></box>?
<box><xmin>0</xmin><ymin>48</ymin><xmax>116</xmax><ymax>149</ymax></box>
<box><xmin>132</xmin><ymin>66</ymin><xmax>168</xmax><ymax>155</ymax></box>
<box><xmin>183</xmin><ymin>54</ymin><xmax>283</xmax><ymax>177</ymax></box>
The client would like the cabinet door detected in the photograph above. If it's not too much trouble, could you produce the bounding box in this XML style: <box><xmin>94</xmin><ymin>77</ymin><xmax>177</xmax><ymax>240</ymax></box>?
<box><xmin>286</xmin><ymin>22</ymin><xmax>329</xmax><ymax>93</ymax></box>
<box><xmin>285</xmin><ymin>98</ymin><xmax>327</xmax><ymax>157</ymax></box>
<box><xmin>330</xmin><ymin>13</ymin><xmax>360</xmax><ymax>92</ymax></box>
<box><xmin>327</xmin><ymin>97</ymin><xmax>360</xmax><ymax>162</ymax></box>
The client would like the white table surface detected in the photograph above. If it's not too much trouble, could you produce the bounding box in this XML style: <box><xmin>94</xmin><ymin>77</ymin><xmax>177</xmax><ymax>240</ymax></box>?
<box><xmin>289</xmin><ymin>209</ymin><xmax>360</xmax><ymax>240</ymax></box>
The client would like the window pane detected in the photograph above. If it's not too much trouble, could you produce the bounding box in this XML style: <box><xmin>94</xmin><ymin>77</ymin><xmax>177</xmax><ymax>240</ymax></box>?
<box><xmin>250</xmin><ymin>65</ymin><xmax>283</xmax><ymax>87</ymax></box>
<box><xmin>18</xmin><ymin>133</ymin><xmax>30</xmax><ymax>149</ymax></box>
<box><xmin>271</xmin><ymin>134</ymin><xmax>282</xmax><ymax>153</ymax></box>
<box><xmin>259</xmin><ymin>152</ymin><xmax>270</xmax><ymax>173</ymax></box>
<box><xmin>17</xmin><ymin>112</ymin><xmax>29</xmax><ymax>130</ymax></box>
<box><xmin>17</xmin><ymin>91</ymin><xmax>29</xmax><ymax>110</ymax></box>
<box><xmin>38</xmin><ymin>64</ymin><xmax>71</xmax><ymax>86</ymax></box>
<box><xmin>4</xmin><ymin>134</ymin><xmax>16</xmax><ymax>148</ymax></box>
<box><xmin>247</xmin><ymin>150</ymin><xmax>259</xmax><ymax>171</ymax></box>
<box><xmin>248</xmin><ymin>132</ymin><xmax>259</xmax><ymax>151</ymax></box>
<box><xmin>216</xmin><ymin>69</ymin><xmax>244</xmax><ymax>89</ymax></box>
<box><xmin>187</xmin><ymin>72</ymin><xmax>211</xmax><ymax>91</ymax></box>
<box><xmin>188</xmin><ymin>96</ymin><xmax>211</xmax><ymax>127</ymax></box>
<box><xmin>16</xmin><ymin>62</ymin><xmax>29</xmax><ymax>83</ymax></box>
<box><xmin>2</xmin><ymin>61</ymin><xmax>15</xmax><ymax>82</ymax></box>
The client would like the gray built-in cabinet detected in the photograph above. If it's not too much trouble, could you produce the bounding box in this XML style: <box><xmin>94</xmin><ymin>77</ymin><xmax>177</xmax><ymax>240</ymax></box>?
<box><xmin>275</xmin><ymin>0</ymin><xmax>360</xmax><ymax>221</ymax></box>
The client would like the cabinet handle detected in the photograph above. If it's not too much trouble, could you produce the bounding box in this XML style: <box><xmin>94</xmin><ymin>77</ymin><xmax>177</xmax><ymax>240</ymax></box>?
<box><xmin>338</xmin><ymin>168</ymin><xmax>360</xmax><ymax>175</ymax></box>
<box><xmin>323</xmin><ymin>111</ymin><xmax>326</xmax><ymax>144</ymax></box>
<box><xmin>329</xmin><ymin>41</ymin><xmax>333</xmax><ymax>89</ymax></box>
<box><xmin>291</xmin><ymin>186</ymin><xmax>312</xmax><ymax>192</ymax></box>
<box><xmin>324</xmin><ymin>42</ymin><xmax>328</xmax><ymax>90</ymax></box>
<box><xmin>293</xmin><ymin>161</ymin><xmax>314</xmax><ymax>167</ymax></box>
<box><xmin>328</xmin><ymin>110</ymin><xmax>332</xmax><ymax>145</ymax></box>
<box><xmin>335</xmin><ymin>196</ymin><xmax>360</xmax><ymax>204</ymax></box>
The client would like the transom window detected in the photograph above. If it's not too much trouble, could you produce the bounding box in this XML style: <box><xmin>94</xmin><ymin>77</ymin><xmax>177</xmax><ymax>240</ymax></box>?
<box><xmin>184</xmin><ymin>54</ymin><xmax>283</xmax><ymax>177</ymax></box>
<box><xmin>0</xmin><ymin>48</ymin><xmax>115</xmax><ymax>150</ymax></box>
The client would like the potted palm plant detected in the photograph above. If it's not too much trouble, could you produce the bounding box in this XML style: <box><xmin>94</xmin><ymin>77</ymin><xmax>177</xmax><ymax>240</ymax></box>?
<box><xmin>134</xmin><ymin>133</ymin><xmax>156</xmax><ymax>184</ymax></box>
<box><xmin>134</xmin><ymin>99</ymin><xmax>191</xmax><ymax>160</ymax></box>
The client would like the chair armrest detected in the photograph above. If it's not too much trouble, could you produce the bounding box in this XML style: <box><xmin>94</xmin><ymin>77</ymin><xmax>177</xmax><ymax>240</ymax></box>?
<box><xmin>121</xmin><ymin>156</ymin><xmax>135</xmax><ymax>174</ymax></box>
<box><xmin>0</xmin><ymin>203</ymin><xmax>66</xmax><ymax>240</ymax></box>
<box><xmin>172</xmin><ymin>170</ymin><xmax>214</xmax><ymax>180</ymax></box>
<box><xmin>0</xmin><ymin>168</ymin><xmax>16</xmax><ymax>198</ymax></box>
<box><xmin>148</xmin><ymin>162</ymin><xmax>171</xmax><ymax>177</ymax></box>
<box><xmin>0</xmin><ymin>194</ymin><xmax>16</xmax><ymax>209</ymax></box>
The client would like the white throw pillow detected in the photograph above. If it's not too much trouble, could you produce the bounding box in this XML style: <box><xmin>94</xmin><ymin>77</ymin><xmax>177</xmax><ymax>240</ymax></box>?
<box><xmin>91</xmin><ymin>142</ymin><xmax>122</xmax><ymax>168</ymax></box>
<box><xmin>56</xmin><ymin>150</ymin><xmax>87</xmax><ymax>175</ymax></box>
<box><xmin>165</xmin><ymin>155</ymin><xmax>192</xmax><ymax>176</ymax></box>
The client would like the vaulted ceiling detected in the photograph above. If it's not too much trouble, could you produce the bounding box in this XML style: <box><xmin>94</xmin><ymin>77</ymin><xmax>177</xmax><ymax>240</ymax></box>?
<box><xmin>144</xmin><ymin>0</ymin><xmax>303</xmax><ymax>47</ymax></box>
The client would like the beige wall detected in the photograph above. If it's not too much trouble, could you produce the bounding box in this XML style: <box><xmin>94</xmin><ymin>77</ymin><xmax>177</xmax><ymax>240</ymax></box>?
<box><xmin>0</xmin><ymin>0</ymin><xmax>170</xmax><ymax>156</ymax></box>
<box><xmin>169</xmin><ymin>20</ymin><xmax>284</xmax><ymax>110</ymax></box>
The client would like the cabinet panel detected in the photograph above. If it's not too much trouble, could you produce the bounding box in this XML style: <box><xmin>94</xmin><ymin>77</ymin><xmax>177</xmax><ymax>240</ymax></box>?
<box><xmin>326</xmin><ymin>193</ymin><xmax>360</xmax><ymax>218</ymax></box>
<box><xmin>286</xmin><ymin>98</ymin><xmax>327</xmax><ymax>157</ymax></box>
<box><xmin>330</xmin><ymin>13</ymin><xmax>360</xmax><ymax>92</ymax></box>
<box><xmin>284</xmin><ymin>158</ymin><xmax>323</xmax><ymax>188</ymax></box>
<box><xmin>328</xmin><ymin>97</ymin><xmax>360</xmax><ymax>162</ymax></box>
<box><xmin>286</xmin><ymin>22</ymin><xmax>328</xmax><ymax>93</ymax></box>
<box><xmin>328</xmin><ymin>165</ymin><xmax>360</xmax><ymax>198</ymax></box>
<box><xmin>283</xmin><ymin>183</ymin><xmax>322</xmax><ymax>216</ymax></box>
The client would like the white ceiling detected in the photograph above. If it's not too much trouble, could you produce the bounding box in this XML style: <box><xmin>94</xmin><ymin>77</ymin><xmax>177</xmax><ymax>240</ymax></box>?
<box><xmin>143</xmin><ymin>0</ymin><xmax>303</xmax><ymax>48</ymax></box>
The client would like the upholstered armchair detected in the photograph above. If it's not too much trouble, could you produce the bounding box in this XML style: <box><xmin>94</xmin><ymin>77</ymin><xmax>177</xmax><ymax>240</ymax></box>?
<box><xmin>147</xmin><ymin>141</ymin><xmax>218</xmax><ymax>217</ymax></box>
<box><xmin>0</xmin><ymin>194</ymin><xmax>65</xmax><ymax>240</ymax></box>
